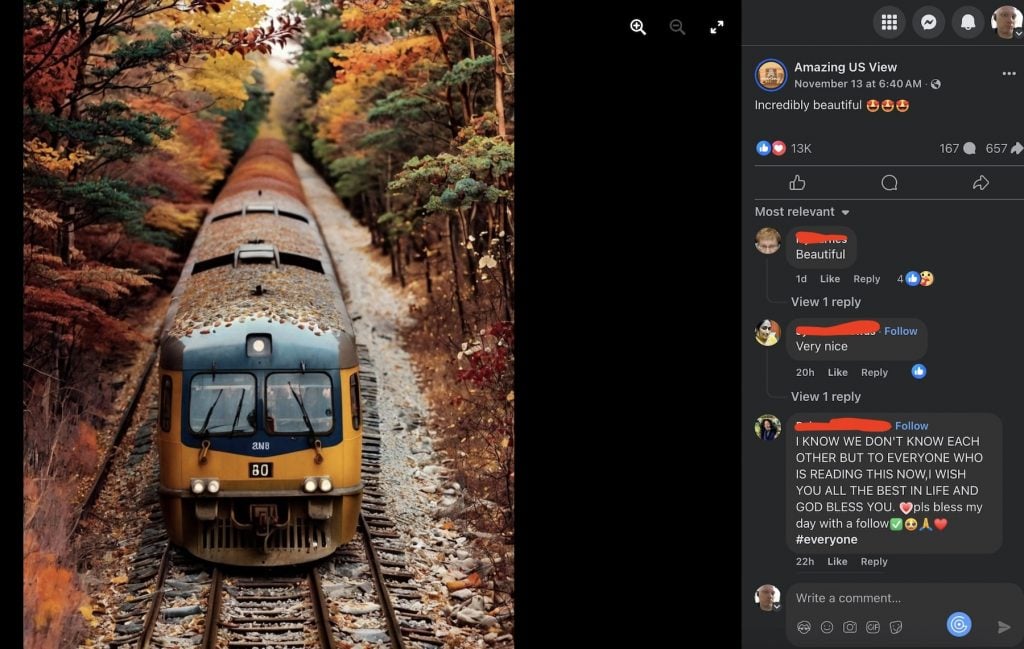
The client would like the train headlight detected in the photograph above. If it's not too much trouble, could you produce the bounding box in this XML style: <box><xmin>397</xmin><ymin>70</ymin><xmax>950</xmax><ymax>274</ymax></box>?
<box><xmin>303</xmin><ymin>478</ymin><xmax>318</xmax><ymax>493</ymax></box>
<box><xmin>206</xmin><ymin>479</ymin><xmax>220</xmax><ymax>494</ymax></box>
<box><xmin>191</xmin><ymin>479</ymin><xmax>205</xmax><ymax>494</ymax></box>
<box><xmin>319</xmin><ymin>478</ymin><xmax>333</xmax><ymax>492</ymax></box>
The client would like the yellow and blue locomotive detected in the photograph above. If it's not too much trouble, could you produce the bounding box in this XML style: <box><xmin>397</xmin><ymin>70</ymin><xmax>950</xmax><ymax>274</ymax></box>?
<box><xmin>157</xmin><ymin>138</ymin><xmax>363</xmax><ymax>566</ymax></box>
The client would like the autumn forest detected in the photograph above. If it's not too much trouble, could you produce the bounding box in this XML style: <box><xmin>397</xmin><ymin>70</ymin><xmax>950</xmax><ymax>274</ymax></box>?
<box><xmin>24</xmin><ymin>0</ymin><xmax>513</xmax><ymax>645</ymax></box>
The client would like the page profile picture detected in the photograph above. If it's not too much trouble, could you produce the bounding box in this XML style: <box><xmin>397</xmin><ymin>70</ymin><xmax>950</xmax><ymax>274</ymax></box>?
<box><xmin>754</xmin><ymin>59</ymin><xmax>788</xmax><ymax>92</ymax></box>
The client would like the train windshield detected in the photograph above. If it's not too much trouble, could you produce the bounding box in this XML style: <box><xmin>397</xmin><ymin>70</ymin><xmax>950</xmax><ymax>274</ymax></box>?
<box><xmin>265</xmin><ymin>373</ymin><xmax>334</xmax><ymax>435</ymax></box>
<box><xmin>188</xmin><ymin>373</ymin><xmax>256</xmax><ymax>436</ymax></box>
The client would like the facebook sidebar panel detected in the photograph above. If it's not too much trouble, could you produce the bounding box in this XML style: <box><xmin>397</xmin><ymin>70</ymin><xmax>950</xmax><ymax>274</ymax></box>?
<box><xmin>742</xmin><ymin>1</ymin><xmax>1024</xmax><ymax>648</ymax></box>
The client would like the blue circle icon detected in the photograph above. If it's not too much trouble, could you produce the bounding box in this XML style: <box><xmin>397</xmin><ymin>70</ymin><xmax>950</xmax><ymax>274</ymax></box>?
<box><xmin>905</xmin><ymin>271</ymin><xmax>921</xmax><ymax>286</ymax></box>
<box><xmin>911</xmin><ymin>364</ymin><xmax>927</xmax><ymax>379</ymax></box>
<box><xmin>947</xmin><ymin>611</ymin><xmax>972</xmax><ymax>637</ymax></box>
<box><xmin>756</xmin><ymin>140</ymin><xmax>772</xmax><ymax>156</ymax></box>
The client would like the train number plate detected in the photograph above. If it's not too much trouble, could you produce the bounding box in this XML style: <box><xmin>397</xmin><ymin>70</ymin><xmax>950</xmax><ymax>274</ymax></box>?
<box><xmin>249</xmin><ymin>462</ymin><xmax>273</xmax><ymax>478</ymax></box>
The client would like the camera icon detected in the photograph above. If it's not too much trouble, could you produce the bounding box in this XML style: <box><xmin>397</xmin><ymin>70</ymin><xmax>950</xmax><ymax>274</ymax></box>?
<box><xmin>844</xmin><ymin>620</ymin><xmax>858</xmax><ymax>634</ymax></box>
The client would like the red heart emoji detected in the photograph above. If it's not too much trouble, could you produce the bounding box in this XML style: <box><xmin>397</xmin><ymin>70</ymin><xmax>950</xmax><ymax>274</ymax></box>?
<box><xmin>899</xmin><ymin>502</ymin><xmax>913</xmax><ymax>515</ymax></box>
<box><xmin>934</xmin><ymin>518</ymin><xmax>948</xmax><ymax>531</ymax></box>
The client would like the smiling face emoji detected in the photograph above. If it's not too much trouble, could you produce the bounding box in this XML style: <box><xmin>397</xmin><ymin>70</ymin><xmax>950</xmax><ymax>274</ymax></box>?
<box><xmin>919</xmin><ymin>271</ymin><xmax>934</xmax><ymax>286</ymax></box>
<box><xmin>905</xmin><ymin>517</ymin><xmax>918</xmax><ymax>532</ymax></box>
<box><xmin>881</xmin><ymin>99</ymin><xmax>895</xmax><ymax>113</ymax></box>
<box><xmin>867</xmin><ymin>99</ymin><xmax>880</xmax><ymax>112</ymax></box>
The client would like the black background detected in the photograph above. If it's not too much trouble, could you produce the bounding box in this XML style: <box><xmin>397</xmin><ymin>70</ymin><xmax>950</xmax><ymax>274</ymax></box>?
<box><xmin>517</xmin><ymin>1</ymin><xmax>741</xmax><ymax>644</ymax></box>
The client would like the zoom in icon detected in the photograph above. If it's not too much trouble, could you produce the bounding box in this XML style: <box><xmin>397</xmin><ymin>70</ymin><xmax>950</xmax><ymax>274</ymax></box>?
<box><xmin>947</xmin><ymin>611</ymin><xmax>972</xmax><ymax>637</ymax></box>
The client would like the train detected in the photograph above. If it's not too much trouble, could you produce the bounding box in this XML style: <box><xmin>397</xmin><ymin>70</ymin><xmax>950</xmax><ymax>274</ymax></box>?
<box><xmin>156</xmin><ymin>137</ymin><xmax>363</xmax><ymax>566</ymax></box>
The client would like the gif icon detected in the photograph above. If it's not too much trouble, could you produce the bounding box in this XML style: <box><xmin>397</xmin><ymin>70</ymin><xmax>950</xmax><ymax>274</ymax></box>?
<box><xmin>866</xmin><ymin>620</ymin><xmax>881</xmax><ymax>634</ymax></box>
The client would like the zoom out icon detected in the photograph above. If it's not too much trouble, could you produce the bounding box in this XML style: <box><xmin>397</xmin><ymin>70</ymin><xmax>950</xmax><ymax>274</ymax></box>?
<box><xmin>947</xmin><ymin>611</ymin><xmax>972</xmax><ymax>637</ymax></box>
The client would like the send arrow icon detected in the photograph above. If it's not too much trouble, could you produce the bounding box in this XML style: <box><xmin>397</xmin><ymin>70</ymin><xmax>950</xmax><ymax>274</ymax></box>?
<box><xmin>998</xmin><ymin>621</ymin><xmax>1011</xmax><ymax>634</ymax></box>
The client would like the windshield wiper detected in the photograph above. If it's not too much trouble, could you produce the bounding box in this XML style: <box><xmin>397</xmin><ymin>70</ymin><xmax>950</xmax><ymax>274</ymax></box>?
<box><xmin>227</xmin><ymin>388</ymin><xmax>246</xmax><ymax>436</ymax></box>
<box><xmin>287</xmin><ymin>381</ymin><xmax>316</xmax><ymax>437</ymax></box>
<box><xmin>288</xmin><ymin>381</ymin><xmax>324</xmax><ymax>463</ymax></box>
<box><xmin>196</xmin><ymin>388</ymin><xmax>224</xmax><ymax>437</ymax></box>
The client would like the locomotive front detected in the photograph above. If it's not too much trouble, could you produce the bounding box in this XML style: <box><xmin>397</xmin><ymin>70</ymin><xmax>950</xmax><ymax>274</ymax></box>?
<box><xmin>156</xmin><ymin>139</ymin><xmax>363</xmax><ymax>566</ymax></box>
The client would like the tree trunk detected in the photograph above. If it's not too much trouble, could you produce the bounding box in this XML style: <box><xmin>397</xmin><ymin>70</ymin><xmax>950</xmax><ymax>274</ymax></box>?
<box><xmin>424</xmin><ymin>245</ymin><xmax>432</xmax><ymax>296</ymax></box>
<box><xmin>430</xmin><ymin>22</ymin><xmax>468</xmax><ymax>135</ymax></box>
<box><xmin>486</xmin><ymin>0</ymin><xmax>508</xmax><ymax>139</ymax></box>
<box><xmin>448</xmin><ymin>214</ymin><xmax>469</xmax><ymax>335</ymax></box>
<box><xmin>460</xmin><ymin>207</ymin><xmax>479</xmax><ymax>295</ymax></box>
<box><xmin>396</xmin><ymin>237</ymin><xmax>406</xmax><ymax>288</ymax></box>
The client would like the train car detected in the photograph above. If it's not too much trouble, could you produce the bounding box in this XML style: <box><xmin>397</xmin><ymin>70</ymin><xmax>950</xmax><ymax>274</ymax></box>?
<box><xmin>156</xmin><ymin>138</ymin><xmax>363</xmax><ymax>566</ymax></box>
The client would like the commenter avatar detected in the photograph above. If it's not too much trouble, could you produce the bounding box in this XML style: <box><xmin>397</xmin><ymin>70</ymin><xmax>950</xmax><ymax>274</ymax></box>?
<box><xmin>755</xmin><ymin>227</ymin><xmax>782</xmax><ymax>255</ymax></box>
<box><xmin>755</xmin><ymin>319</ymin><xmax>781</xmax><ymax>347</ymax></box>
<box><xmin>755</xmin><ymin>415</ymin><xmax>782</xmax><ymax>442</ymax></box>
<box><xmin>755</xmin><ymin>584</ymin><xmax>782</xmax><ymax>612</ymax></box>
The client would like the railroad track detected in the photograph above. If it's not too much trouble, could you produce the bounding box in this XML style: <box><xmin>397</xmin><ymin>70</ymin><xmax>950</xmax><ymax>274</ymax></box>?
<box><xmin>72</xmin><ymin>347</ymin><xmax>159</xmax><ymax>537</ymax></box>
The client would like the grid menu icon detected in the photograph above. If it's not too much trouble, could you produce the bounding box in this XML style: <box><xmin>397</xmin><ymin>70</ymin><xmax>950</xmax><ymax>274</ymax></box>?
<box><xmin>880</xmin><ymin>13</ymin><xmax>899</xmax><ymax>30</ymax></box>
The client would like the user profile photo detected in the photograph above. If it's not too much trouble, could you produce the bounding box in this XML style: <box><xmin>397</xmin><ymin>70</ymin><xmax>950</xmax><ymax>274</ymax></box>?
<box><xmin>755</xmin><ymin>227</ymin><xmax>782</xmax><ymax>255</ymax></box>
<box><xmin>991</xmin><ymin>5</ymin><xmax>1022</xmax><ymax>39</ymax></box>
<box><xmin>754</xmin><ymin>58</ymin><xmax>788</xmax><ymax>92</ymax></box>
<box><xmin>755</xmin><ymin>319</ymin><xmax>782</xmax><ymax>347</ymax></box>
<box><xmin>755</xmin><ymin>584</ymin><xmax>781</xmax><ymax>612</ymax></box>
<box><xmin>754</xmin><ymin>414</ymin><xmax>782</xmax><ymax>442</ymax></box>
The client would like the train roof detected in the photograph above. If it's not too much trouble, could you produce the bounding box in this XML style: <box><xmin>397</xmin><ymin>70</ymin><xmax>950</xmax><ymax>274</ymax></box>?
<box><xmin>160</xmin><ymin>139</ymin><xmax>356</xmax><ymax>370</ymax></box>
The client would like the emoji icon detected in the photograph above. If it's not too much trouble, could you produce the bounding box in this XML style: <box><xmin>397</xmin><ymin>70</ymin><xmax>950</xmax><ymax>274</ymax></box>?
<box><xmin>881</xmin><ymin>99</ymin><xmax>895</xmax><ymax>112</ymax></box>
<box><xmin>921</xmin><ymin>517</ymin><xmax>932</xmax><ymax>531</ymax></box>
<box><xmin>900</xmin><ymin>501</ymin><xmax>914</xmax><ymax>515</ymax></box>
<box><xmin>934</xmin><ymin>517</ymin><xmax>948</xmax><ymax>530</ymax></box>
<box><xmin>867</xmin><ymin>99</ymin><xmax>880</xmax><ymax>112</ymax></box>
<box><xmin>905</xmin><ymin>271</ymin><xmax>921</xmax><ymax>286</ymax></box>
<box><xmin>889</xmin><ymin>517</ymin><xmax>904</xmax><ymax>531</ymax></box>
<box><xmin>896</xmin><ymin>99</ymin><xmax>910</xmax><ymax>112</ymax></box>
<box><xmin>905</xmin><ymin>517</ymin><xmax>918</xmax><ymax>531</ymax></box>
<box><xmin>756</xmin><ymin>140</ymin><xmax>772</xmax><ymax>156</ymax></box>
<box><xmin>912</xmin><ymin>363</ymin><xmax>927</xmax><ymax>379</ymax></box>
<box><xmin>919</xmin><ymin>270</ymin><xmax>934</xmax><ymax>286</ymax></box>
<box><xmin>772</xmin><ymin>140</ymin><xmax>787</xmax><ymax>156</ymax></box>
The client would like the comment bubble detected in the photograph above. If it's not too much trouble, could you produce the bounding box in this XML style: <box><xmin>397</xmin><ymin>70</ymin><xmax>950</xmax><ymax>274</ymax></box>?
<box><xmin>786</xmin><ymin>318</ymin><xmax>927</xmax><ymax>361</ymax></box>
<box><xmin>787</xmin><ymin>583</ymin><xmax>1024</xmax><ymax>646</ymax></box>
<box><xmin>785</xmin><ymin>413</ymin><xmax>1002</xmax><ymax>553</ymax></box>
<box><xmin>786</xmin><ymin>226</ymin><xmax>858</xmax><ymax>269</ymax></box>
